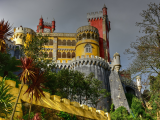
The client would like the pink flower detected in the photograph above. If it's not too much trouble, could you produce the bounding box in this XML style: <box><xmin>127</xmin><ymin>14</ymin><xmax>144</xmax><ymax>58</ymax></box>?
<box><xmin>33</xmin><ymin>113</ymin><xmax>42</xmax><ymax>120</ymax></box>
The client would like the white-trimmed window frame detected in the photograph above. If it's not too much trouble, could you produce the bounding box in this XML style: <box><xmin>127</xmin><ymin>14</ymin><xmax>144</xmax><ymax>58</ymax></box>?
<box><xmin>84</xmin><ymin>43</ymin><xmax>92</xmax><ymax>53</ymax></box>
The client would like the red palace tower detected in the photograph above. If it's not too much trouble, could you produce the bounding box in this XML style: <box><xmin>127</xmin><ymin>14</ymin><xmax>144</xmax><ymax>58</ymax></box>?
<box><xmin>87</xmin><ymin>4</ymin><xmax>111</xmax><ymax>62</ymax></box>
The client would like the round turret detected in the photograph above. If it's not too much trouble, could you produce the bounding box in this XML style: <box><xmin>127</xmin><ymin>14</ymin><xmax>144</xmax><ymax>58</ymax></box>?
<box><xmin>75</xmin><ymin>25</ymin><xmax>100</xmax><ymax>58</ymax></box>
<box><xmin>12</xmin><ymin>27</ymin><xmax>35</xmax><ymax>46</ymax></box>
<box><xmin>136</xmin><ymin>76</ymin><xmax>142</xmax><ymax>92</ymax></box>
<box><xmin>113</xmin><ymin>52</ymin><xmax>120</xmax><ymax>57</ymax></box>
<box><xmin>12</xmin><ymin>26</ymin><xmax>25</xmax><ymax>45</ymax></box>
<box><xmin>14</xmin><ymin>26</ymin><xmax>25</xmax><ymax>34</ymax></box>
<box><xmin>113</xmin><ymin>52</ymin><xmax>121</xmax><ymax>72</ymax></box>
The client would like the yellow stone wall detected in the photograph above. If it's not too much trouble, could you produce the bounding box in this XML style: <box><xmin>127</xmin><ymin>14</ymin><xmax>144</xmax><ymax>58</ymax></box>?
<box><xmin>76</xmin><ymin>39</ymin><xmax>99</xmax><ymax>58</ymax></box>
<box><xmin>9</xmin><ymin>26</ymin><xmax>102</xmax><ymax>63</ymax></box>
<box><xmin>0</xmin><ymin>76</ymin><xmax>110</xmax><ymax>120</ymax></box>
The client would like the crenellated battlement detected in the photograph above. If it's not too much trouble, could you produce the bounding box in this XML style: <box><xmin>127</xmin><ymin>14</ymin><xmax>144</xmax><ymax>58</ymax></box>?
<box><xmin>76</xmin><ymin>25</ymin><xmax>99</xmax><ymax>35</ymax></box>
<box><xmin>14</xmin><ymin>27</ymin><xmax>35</xmax><ymax>35</ymax></box>
<box><xmin>0</xmin><ymin>77</ymin><xmax>109</xmax><ymax>120</ymax></box>
<box><xmin>55</xmin><ymin>55</ymin><xmax>109</xmax><ymax>70</ymax></box>
<box><xmin>87</xmin><ymin>11</ymin><xmax>103</xmax><ymax>21</ymax></box>
<box><xmin>14</xmin><ymin>26</ymin><xmax>25</xmax><ymax>33</ymax></box>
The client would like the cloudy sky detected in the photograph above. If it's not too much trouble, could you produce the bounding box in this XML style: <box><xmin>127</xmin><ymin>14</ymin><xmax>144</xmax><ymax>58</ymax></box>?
<box><xmin>1</xmin><ymin>0</ymin><xmax>160</xmax><ymax>92</ymax></box>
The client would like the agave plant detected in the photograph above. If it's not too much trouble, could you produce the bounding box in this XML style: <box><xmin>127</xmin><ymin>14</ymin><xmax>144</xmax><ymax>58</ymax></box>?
<box><xmin>0</xmin><ymin>76</ymin><xmax>16</xmax><ymax>119</ymax></box>
<box><xmin>10</xmin><ymin>57</ymin><xmax>36</xmax><ymax>120</ymax></box>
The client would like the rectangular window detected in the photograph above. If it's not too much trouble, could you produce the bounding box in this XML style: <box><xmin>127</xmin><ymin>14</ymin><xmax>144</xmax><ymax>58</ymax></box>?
<box><xmin>89</xmin><ymin>48</ymin><xmax>91</xmax><ymax>52</ymax></box>
<box><xmin>86</xmin><ymin>48</ymin><xmax>88</xmax><ymax>52</ymax></box>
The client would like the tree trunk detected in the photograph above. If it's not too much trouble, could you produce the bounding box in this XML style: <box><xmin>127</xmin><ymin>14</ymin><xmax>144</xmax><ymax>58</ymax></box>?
<box><xmin>28</xmin><ymin>97</ymin><xmax>33</xmax><ymax>120</ymax></box>
<box><xmin>10</xmin><ymin>81</ymin><xmax>24</xmax><ymax>120</ymax></box>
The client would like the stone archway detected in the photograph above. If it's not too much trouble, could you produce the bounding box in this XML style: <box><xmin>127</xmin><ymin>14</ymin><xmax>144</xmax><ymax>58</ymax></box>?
<box><xmin>125</xmin><ymin>86</ymin><xmax>135</xmax><ymax>96</ymax></box>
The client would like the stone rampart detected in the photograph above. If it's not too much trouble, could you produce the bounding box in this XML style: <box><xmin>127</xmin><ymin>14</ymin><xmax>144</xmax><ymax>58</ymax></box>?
<box><xmin>51</xmin><ymin>55</ymin><xmax>111</xmax><ymax>111</ymax></box>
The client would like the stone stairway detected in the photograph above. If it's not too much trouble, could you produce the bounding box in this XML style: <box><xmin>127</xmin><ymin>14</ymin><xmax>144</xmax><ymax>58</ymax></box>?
<box><xmin>109</xmin><ymin>70</ymin><xmax>130</xmax><ymax>113</ymax></box>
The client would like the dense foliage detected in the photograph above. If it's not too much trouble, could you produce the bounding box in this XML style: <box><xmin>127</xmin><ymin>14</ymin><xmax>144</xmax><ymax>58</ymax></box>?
<box><xmin>56</xmin><ymin>111</ymin><xmax>77</xmax><ymax>120</ymax></box>
<box><xmin>43</xmin><ymin>68</ymin><xmax>109</xmax><ymax>108</ymax></box>
<box><xmin>0</xmin><ymin>52</ymin><xmax>21</xmax><ymax>73</ymax></box>
<box><xmin>110</xmin><ymin>93</ymin><xmax>153</xmax><ymax>120</ymax></box>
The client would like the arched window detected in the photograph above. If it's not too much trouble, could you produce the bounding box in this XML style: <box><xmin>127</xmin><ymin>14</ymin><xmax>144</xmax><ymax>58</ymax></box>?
<box><xmin>49</xmin><ymin>52</ymin><xmax>53</xmax><ymax>58</ymax></box>
<box><xmin>95</xmin><ymin>35</ymin><xmax>98</xmax><ymax>41</ymax></box>
<box><xmin>79</xmin><ymin>34</ymin><xmax>82</xmax><ymax>41</ymax></box>
<box><xmin>58</xmin><ymin>52</ymin><xmax>61</xmax><ymax>58</ymax></box>
<box><xmin>62</xmin><ymin>40</ymin><xmax>66</xmax><ymax>46</ymax></box>
<box><xmin>49</xmin><ymin>39</ymin><xmax>53</xmax><ymax>45</ymax></box>
<box><xmin>76</xmin><ymin>37</ymin><xmax>79</xmax><ymax>42</ymax></box>
<box><xmin>67</xmin><ymin>52</ymin><xmax>71</xmax><ymax>58</ymax></box>
<box><xmin>72</xmin><ymin>40</ymin><xmax>76</xmax><ymax>46</ymax></box>
<box><xmin>67</xmin><ymin>40</ymin><xmax>71</xmax><ymax>46</ymax></box>
<box><xmin>72</xmin><ymin>52</ymin><xmax>75</xmax><ymax>58</ymax></box>
<box><xmin>85</xmin><ymin>44</ymin><xmax>92</xmax><ymax>53</ymax></box>
<box><xmin>82</xmin><ymin>33</ymin><xmax>86</xmax><ymax>39</ymax></box>
<box><xmin>87</xmin><ymin>33</ymin><xmax>90</xmax><ymax>39</ymax></box>
<box><xmin>91</xmin><ymin>34</ymin><xmax>94</xmax><ymax>39</ymax></box>
<box><xmin>62</xmin><ymin>52</ymin><xmax>66</xmax><ymax>58</ymax></box>
<box><xmin>58</xmin><ymin>40</ymin><xmax>61</xmax><ymax>45</ymax></box>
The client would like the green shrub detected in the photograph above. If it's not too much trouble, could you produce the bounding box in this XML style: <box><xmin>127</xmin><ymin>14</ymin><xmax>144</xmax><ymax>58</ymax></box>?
<box><xmin>22</xmin><ymin>111</ymin><xmax>35</xmax><ymax>120</ymax></box>
<box><xmin>56</xmin><ymin>111</ymin><xmax>77</xmax><ymax>120</ymax></box>
<box><xmin>110</xmin><ymin>94</ymin><xmax>154</xmax><ymax>120</ymax></box>
<box><xmin>131</xmin><ymin>97</ymin><xmax>153</xmax><ymax>120</ymax></box>
<box><xmin>0</xmin><ymin>77</ymin><xmax>17</xmax><ymax>119</ymax></box>
<box><xmin>125</xmin><ymin>93</ymin><xmax>135</xmax><ymax>108</ymax></box>
<box><xmin>111</xmin><ymin>106</ymin><xmax>132</xmax><ymax>120</ymax></box>
<box><xmin>110</xmin><ymin>103</ymin><xmax>115</xmax><ymax>113</ymax></box>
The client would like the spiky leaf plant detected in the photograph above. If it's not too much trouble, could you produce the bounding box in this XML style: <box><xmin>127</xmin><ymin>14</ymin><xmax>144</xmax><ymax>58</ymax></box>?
<box><xmin>0</xmin><ymin>77</ymin><xmax>16</xmax><ymax>119</ymax></box>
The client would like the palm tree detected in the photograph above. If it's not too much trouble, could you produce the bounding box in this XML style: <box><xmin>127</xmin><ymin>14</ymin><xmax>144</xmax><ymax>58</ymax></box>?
<box><xmin>0</xmin><ymin>19</ymin><xmax>13</xmax><ymax>53</ymax></box>
<box><xmin>23</xmin><ymin>67</ymin><xmax>47</xmax><ymax>120</ymax></box>
<box><xmin>10</xmin><ymin>57</ymin><xmax>36</xmax><ymax>120</ymax></box>
<box><xmin>0</xmin><ymin>19</ymin><xmax>14</xmax><ymax>89</ymax></box>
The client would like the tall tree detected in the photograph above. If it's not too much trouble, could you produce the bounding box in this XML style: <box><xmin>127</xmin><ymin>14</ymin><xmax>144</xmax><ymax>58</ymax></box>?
<box><xmin>10</xmin><ymin>33</ymin><xmax>55</xmax><ymax>119</ymax></box>
<box><xmin>10</xmin><ymin>57</ymin><xmax>36</xmax><ymax>120</ymax></box>
<box><xmin>124</xmin><ymin>2</ymin><xmax>160</xmax><ymax>117</ymax></box>
<box><xmin>124</xmin><ymin>2</ymin><xmax>160</xmax><ymax>81</ymax></box>
<box><xmin>21</xmin><ymin>33</ymin><xmax>56</xmax><ymax>73</ymax></box>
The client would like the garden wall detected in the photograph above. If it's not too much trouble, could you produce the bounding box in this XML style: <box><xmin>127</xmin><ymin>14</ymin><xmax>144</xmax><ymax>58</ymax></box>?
<box><xmin>0</xmin><ymin>76</ymin><xmax>110</xmax><ymax>120</ymax></box>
